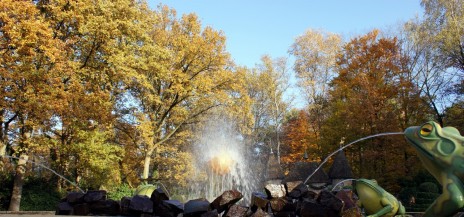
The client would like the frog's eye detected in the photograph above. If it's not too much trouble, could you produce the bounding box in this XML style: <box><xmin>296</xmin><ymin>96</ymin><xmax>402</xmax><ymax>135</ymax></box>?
<box><xmin>420</xmin><ymin>124</ymin><xmax>433</xmax><ymax>136</ymax></box>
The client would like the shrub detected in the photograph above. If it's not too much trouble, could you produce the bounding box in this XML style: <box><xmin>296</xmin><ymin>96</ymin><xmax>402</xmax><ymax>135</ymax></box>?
<box><xmin>20</xmin><ymin>177</ymin><xmax>62</xmax><ymax>211</ymax></box>
<box><xmin>419</xmin><ymin>182</ymin><xmax>439</xmax><ymax>193</ymax></box>
<box><xmin>107</xmin><ymin>183</ymin><xmax>134</xmax><ymax>201</ymax></box>
<box><xmin>0</xmin><ymin>173</ymin><xmax>13</xmax><ymax>211</ymax></box>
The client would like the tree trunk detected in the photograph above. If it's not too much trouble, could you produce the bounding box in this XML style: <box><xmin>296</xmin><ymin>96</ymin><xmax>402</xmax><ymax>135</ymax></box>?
<box><xmin>142</xmin><ymin>151</ymin><xmax>153</xmax><ymax>180</ymax></box>
<box><xmin>0</xmin><ymin>142</ymin><xmax>5</xmax><ymax>157</ymax></box>
<box><xmin>8</xmin><ymin>154</ymin><xmax>28</xmax><ymax>211</ymax></box>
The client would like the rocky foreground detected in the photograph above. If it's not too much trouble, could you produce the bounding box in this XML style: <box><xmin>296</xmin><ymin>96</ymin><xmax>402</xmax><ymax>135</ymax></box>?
<box><xmin>55</xmin><ymin>181</ymin><xmax>368</xmax><ymax>217</ymax></box>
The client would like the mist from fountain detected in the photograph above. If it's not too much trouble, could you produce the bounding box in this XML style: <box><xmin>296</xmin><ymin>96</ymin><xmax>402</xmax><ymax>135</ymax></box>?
<box><xmin>187</xmin><ymin>119</ymin><xmax>262</xmax><ymax>203</ymax></box>
<box><xmin>1</xmin><ymin>155</ymin><xmax>84</xmax><ymax>193</ymax></box>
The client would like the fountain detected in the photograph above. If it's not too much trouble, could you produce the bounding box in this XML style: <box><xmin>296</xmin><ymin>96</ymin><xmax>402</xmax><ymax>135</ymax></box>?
<box><xmin>187</xmin><ymin>119</ymin><xmax>262</xmax><ymax>204</ymax></box>
<box><xmin>303</xmin><ymin>132</ymin><xmax>404</xmax><ymax>184</ymax></box>
<box><xmin>0</xmin><ymin>154</ymin><xmax>84</xmax><ymax>193</ymax></box>
<box><xmin>7</xmin><ymin>121</ymin><xmax>462</xmax><ymax>217</ymax></box>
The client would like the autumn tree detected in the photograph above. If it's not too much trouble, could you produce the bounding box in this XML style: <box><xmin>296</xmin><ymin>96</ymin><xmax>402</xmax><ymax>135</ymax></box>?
<box><xmin>32</xmin><ymin>0</ymin><xmax>156</xmax><ymax>192</ymax></box>
<box><xmin>400</xmin><ymin>18</ymin><xmax>457</xmax><ymax>126</ymax></box>
<box><xmin>281</xmin><ymin>110</ymin><xmax>320</xmax><ymax>172</ymax></box>
<box><xmin>124</xmin><ymin>6</ymin><xmax>236</xmax><ymax>180</ymax></box>
<box><xmin>397</xmin><ymin>0</ymin><xmax>464</xmax><ymax>126</ymax></box>
<box><xmin>289</xmin><ymin>29</ymin><xmax>342</xmax><ymax>149</ymax></box>
<box><xmin>0</xmin><ymin>0</ymin><xmax>69</xmax><ymax>210</ymax></box>
<box><xmin>421</xmin><ymin>0</ymin><xmax>464</xmax><ymax>72</ymax></box>
<box><xmin>326</xmin><ymin>30</ymin><xmax>419</xmax><ymax>188</ymax></box>
<box><xmin>243</xmin><ymin>55</ymin><xmax>290</xmax><ymax>163</ymax></box>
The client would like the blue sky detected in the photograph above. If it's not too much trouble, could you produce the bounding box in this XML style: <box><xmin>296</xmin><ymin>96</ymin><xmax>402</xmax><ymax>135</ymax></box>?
<box><xmin>149</xmin><ymin>1</ymin><xmax>423</xmax><ymax>68</ymax></box>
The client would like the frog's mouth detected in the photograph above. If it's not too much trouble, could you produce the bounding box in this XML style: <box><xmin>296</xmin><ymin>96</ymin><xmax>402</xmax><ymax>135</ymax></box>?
<box><xmin>405</xmin><ymin>136</ymin><xmax>435</xmax><ymax>160</ymax></box>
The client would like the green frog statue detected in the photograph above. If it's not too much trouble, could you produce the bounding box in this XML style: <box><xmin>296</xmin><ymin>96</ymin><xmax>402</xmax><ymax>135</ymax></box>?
<box><xmin>404</xmin><ymin>121</ymin><xmax>464</xmax><ymax>217</ymax></box>
<box><xmin>354</xmin><ymin>178</ymin><xmax>407</xmax><ymax>217</ymax></box>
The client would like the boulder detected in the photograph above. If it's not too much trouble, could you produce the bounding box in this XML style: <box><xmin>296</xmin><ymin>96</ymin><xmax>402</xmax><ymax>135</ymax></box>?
<box><xmin>200</xmin><ymin>209</ymin><xmax>219</xmax><ymax>217</ymax></box>
<box><xmin>284</xmin><ymin>181</ymin><xmax>303</xmax><ymax>195</ymax></box>
<box><xmin>298</xmin><ymin>199</ymin><xmax>327</xmax><ymax>217</ymax></box>
<box><xmin>154</xmin><ymin>200</ymin><xmax>184</xmax><ymax>217</ymax></box>
<box><xmin>251</xmin><ymin>208</ymin><xmax>271</xmax><ymax>217</ymax></box>
<box><xmin>318</xmin><ymin>190</ymin><xmax>344</xmax><ymax>216</ymax></box>
<box><xmin>83</xmin><ymin>190</ymin><xmax>107</xmax><ymax>203</ymax></box>
<box><xmin>72</xmin><ymin>203</ymin><xmax>90</xmax><ymax>216</ymax></box>
<box><xmin>210</xmin><ymin>189</ymin><xmax>243</xmax><ymax>213</ymax></box>
<box><xmin>250</xmin><ymin>192</ymin><xmax>269</xmax><ymax>211</ymax></box>
<box><xmin>66</xmin><ymin>192</ymin><xmax>85</xmax><ymax>204</ymax></box>
<box><xmin>89</xmin><ymin>199</ymin><xmax>120</xmax><ymax>215</ymax></box>
<box><xmin>265</xmin><ymin>183</ymin><xmax>286</xmax><ymax>198</ymax></box>
<box><xmin>224</xmin><ymin>204</ymin><xmax>249</xmax><ymax>217</ymax></box>
<box><xmin>184</xmin><ymin>198</ymin><xmax>210</xmax><ymax>217</ymax></box>
<box><xmin>151</xmin><ymin>187</ymin><xmax>169</xmax><ymax>206</ymax></box>
<box><xmin>269</xmin><ymin>197</ymin><xmax>287</xmax><ymax>212</ymax></box>
<box><xmin>287</xmin><ymin>183</ymin><xmax>309</xmax><ymax>199</ymax></box>
<box><xmin>129</xmin><ymin>195</ymin><xmax>153</xmax><ymax>213</ymax></box>
<box><xmin>56</xmin><ymin>202</ymin><xmax>73</xmax><ymax>215</ymax></box>
<box><xmin>336</xmin><ymin>190</ymin><xmax>357</xmax><ymax>211</ymax></box>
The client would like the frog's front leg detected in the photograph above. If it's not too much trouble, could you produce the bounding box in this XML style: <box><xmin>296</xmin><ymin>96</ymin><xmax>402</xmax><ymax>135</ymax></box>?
<box><xmin>367</xmin><ymin>198</ymin><xmax>393</xmax><ymax>217</ymax></box>
<box><xmin>423</xmin><ymin>180</ymin><xmax>464</xmax><ymax>217</ymax></box>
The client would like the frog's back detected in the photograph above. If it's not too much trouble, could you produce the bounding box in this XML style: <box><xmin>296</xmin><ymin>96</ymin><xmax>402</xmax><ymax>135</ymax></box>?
<box><xmin>356</xmin><ymin>186</ymin><xmax>384</xmax><ymax>214</ymax></box>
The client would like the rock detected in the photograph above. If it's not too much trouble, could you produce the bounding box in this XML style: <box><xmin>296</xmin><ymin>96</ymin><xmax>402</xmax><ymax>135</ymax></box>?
<box><xmin>251</xmin><ymin>208</ymin><xmax>271</xmax><ymax>217</ymax></box>
<box><xmin>274</xmin><ymin>211</ymin><xmax>297</xmax><ymax>217</ymax></box>
<box><xmin>250</xmin><ymin>192</ymin><xmax>269</xmax><ymax>211</ymax></box>
<box><xmin>120</xmin><ymin>196</ymin><xmax>132</xmax><ymax>215</ymax></box>
<box><xmin>140</xmin><ymin>213</ymin><xmax>157</xmax><ymax>217</ymax></box>
<box><xmin>66</xmin><ymin>192</ymin><xmax>85</xmax><ymax>204</ymax></box>
<box><xmin>224</xmin><ymin>204</ymin><xmax>249</xmax><ymax>217</ymax></box>
<box><xmin>336</xmin><ymin>190</ymin><xmax>357</xmax><ymax>211</ymax></box>
<box><xmin>318</xmin><ymin>190</ymin><xmax>343</xmax><ymax>216</ymax></box>
<box><xmin>302</xmin><ymin>189</ymin><xmax>319</xmax><ymax>200</ymax></box>
<box><xmin>200</xmin><ymin>209</ymin><xmax>219</xmax><ymax>217</ymax></box>
<box><xmin>155</xmin><ymin>200</ymin><xmax>184</xmax><ymax>217</ymax></box>
<box><xmin>84</xmin><ymin>190</ymin><xmax>107</xmax><ymax>203</ymax></box>
<box><xmin>287</xmin><ymin>183</ymin><xmax>309</xmax><ymax>199</ymax></box>
<box><xmin>265</xmin><ymin>183</ymin><xmax>286</xmax><ymax>198</ymax></box>
<box><xmin>56</xmin><ymin>202</ymin><xmax>73</xmax><ymax>215</ymax></box>
<box><xmin>341</xmin><ymin>207</ymin><xmax>362</xmax><ymax>217</ymax></box>
<box><xmin>184</xmin><ymin>198</ymin><xmax>210</xmax><ymax>217</ymax></box>
<box><xmin>129</xmin><ymin>195</ymin><xmax>154</xmax><ymax>213</ymax></box>
<box><xmin>298</xmin><ymin>200</ymin><xmax>327</xmax><ymax>217</ymax></box>
<box><xmin>151</xmin><ymin>187</ymin><xmax>170</xmax><ymax>206</ymax></box>
<box><xmin>210</xmin><ymin>189</ymin><xmax>243</xmax><ymax>213</ymax></box>
<box><xmin>163</xmin><ymin>200</ymin><xmax>185</xmax><ymax>213</ymax></box>
<box><xmin>284</xmin><ymin>181</ymin><xmax>303</xmax><ymax>195</ymax></box>
<box><xmin>72</xmin><ymin>203</ymin><xmax>90</xmax><ymax>216</ymax></box>
<box><xmin>89</xmin><ymin>199</ymin><xmax>120</xmax><ymax>215</ymax></box>
<box><xmin>269</xmin><ymin>197</ymin><xmax>287</xmax><ymax>212</ymax></box>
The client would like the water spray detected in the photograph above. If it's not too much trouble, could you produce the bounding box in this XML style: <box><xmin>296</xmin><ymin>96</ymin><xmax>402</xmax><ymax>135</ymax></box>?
<box><xmin>1</xmin><ymin>155</ymin><xmax>85</xmax><ymax>193</ymax></box>
<box><xmin>331</xmin><ymin>178</ymin><xmax>356</xmax><ymax>191</ymax></box>
<box><xmin>303</xmin><ymin>132</ymin><xmax>404</xmax><ymax>184</ymax></box>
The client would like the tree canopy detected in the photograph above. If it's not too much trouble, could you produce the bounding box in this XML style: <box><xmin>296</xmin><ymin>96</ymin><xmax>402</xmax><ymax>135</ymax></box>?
<box><xmin>0</xmin><ymin>0</ymin><xmax>463</xmax><ymax>210</ymax></box>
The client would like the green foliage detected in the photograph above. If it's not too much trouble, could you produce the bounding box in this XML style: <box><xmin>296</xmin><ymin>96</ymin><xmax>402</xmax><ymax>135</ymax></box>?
<box><xmin>72</xmin><ymin>129</ymin><xmax>124</xmax><ymax>190</ymax></box>
<box><xmin>419</xmin><ymin>182</ymin><xmax>439</xmax><ymax>193</ymax></box>
<box><xmin>0</xmin><ymin>176</ymin><xmax>61</xmax><ymax>211</ymax></box>
<box><xmin>107</xmin><ymin>183</ymin><xmax>134</xmax><ymax>201</ymax></box>
<box><xmin>20</xmin><ymin>178</ymin><xmax>62</xmax><ymax>211</ymax></box>
<box><xmin>0</xmin><ymin>173</ymin><xmax>13</xmax><ymax>211</ymax></box>
<box><xmin>398</xmin><ymin>172</ymin><xmax>441</xmax><ymax>212</ymax></box>
<box><xmin>398</xmin><ymin>187</ymin><xmax>417</xmax><ymax>205</ymax></box>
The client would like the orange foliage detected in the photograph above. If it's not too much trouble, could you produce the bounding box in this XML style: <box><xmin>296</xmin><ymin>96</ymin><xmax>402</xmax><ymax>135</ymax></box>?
<box><xmin>281</xmin><ymin>110</ymin><xmax>320</xmax><ymax>170</ymax></box>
